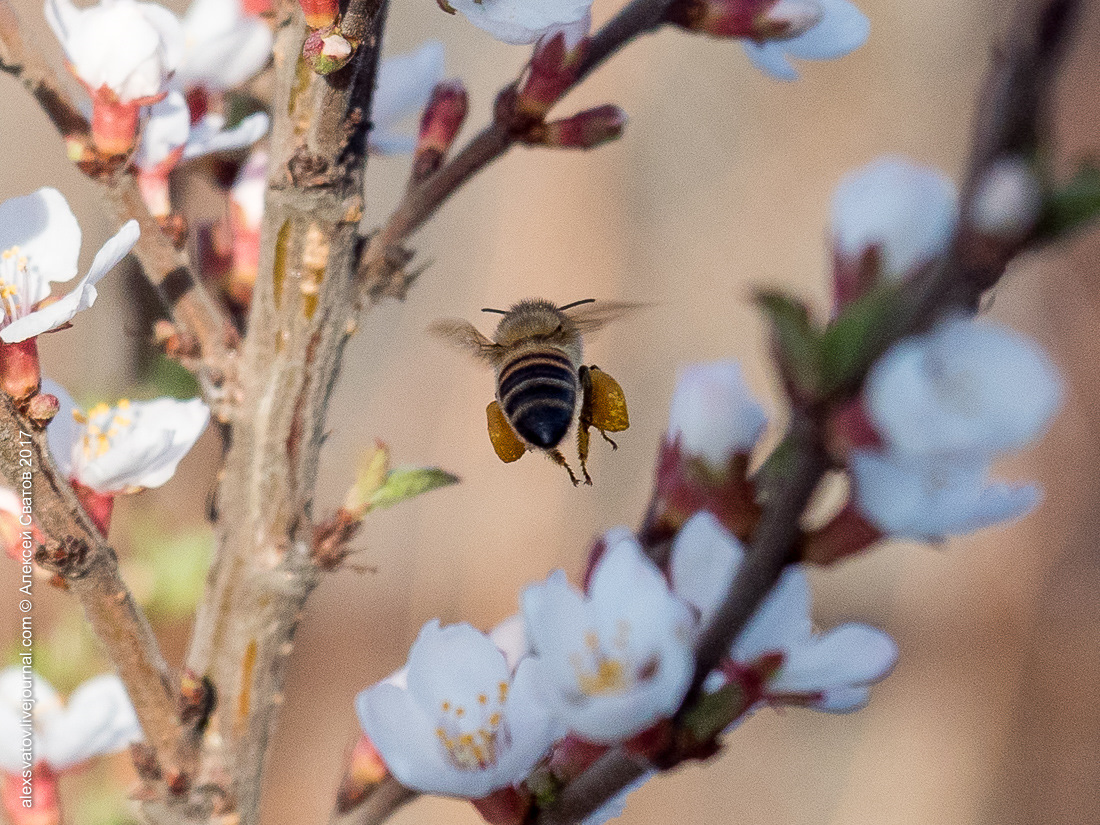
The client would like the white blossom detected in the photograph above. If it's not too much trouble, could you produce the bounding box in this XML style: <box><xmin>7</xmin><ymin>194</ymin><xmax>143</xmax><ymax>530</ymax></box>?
<box><xmin>850</xmin><ymin>450</ymin><xmax>1039</xmax><ymax>540</ymax></box>
<box><xmin>670</xmin><ymin>513</ymin><xmax>896</xmax><ymax>711</ymax></box>
<box><xmin>522</xmin><ymin>530</ymin><xmax>695</xmax><ymax>743</ymax></box>
<box><xmin>45</xmin><ymin>380</ymin><xmax>210</xmax><ymax>494</ymax></box>
<box><xmin>134</xmin><ymin>90</ymin><xmax>270</xmax><ymax>171</ymax></box>
<box><xmin>865</xmin><ymin>315</ymin><xmax>1063</xmax><ymax>461</ymax></box>
<box><xmin>176</xmin><ymin>0</ymin><xmax>273</xmax><ymax>91</ymax></box>
<box><xmin>0</xmin><ymin>189</ymin><xmax>139</xmax><ymax>344</ymax></box>
<box><xmin>0</xmin><ymin>669</ymin><xmax>141</xmax><ymax>773</ymax></box>
<box><xmin>45</xmin><ymin>0</ymin><xmax>184</xmax><ymax>102</ymax></box>
<box><xmin>832</xmin><ymin>156</ymin><xmax>958</xmax><ymax>280</ymax></box>
<box><xmin>445</xmin><ymin>0</ymin><xmax>592</xmax><ymax>46</ymax></box>
<box><xmin>742</xmin><ymin>0</ymin><xmax>869</xmax><ymax>81</ymax></box>
<box><xmin>355</xmin><ymin>621</ymin><xmax>559</xmax><ymax>798</ymax></box>
<box><xmin>666</xmin><ymin>361</ymin><xmax>767</xmax><ymax>467</ymax></box>
<box><xmin>370</xmin><ymin>42</ymin><xmax>445</xmax><ymax>154</ymax></box>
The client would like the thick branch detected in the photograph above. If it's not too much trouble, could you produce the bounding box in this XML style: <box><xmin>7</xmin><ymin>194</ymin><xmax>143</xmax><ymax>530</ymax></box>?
<box><xmin>0</xmin><ymin>397</ymin><xmax>182</xmax><ymax>781</ymax></box>
<box><xmin>178</xmin><ymin>1</ymin><xmax>388</xmax><ymax>822</ymax></box>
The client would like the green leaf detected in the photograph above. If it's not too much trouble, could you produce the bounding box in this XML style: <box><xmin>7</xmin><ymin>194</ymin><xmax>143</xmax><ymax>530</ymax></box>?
<box><xmin>344</xmin><ymin>443</ymin><xmax>392</xmax><ymax>516</ymax></box>
<box><xmin>755</xmin><ymin>290</ymin><xmax>823</xmax><ymax>399</ymax></box>
<box><xmin>369</xmin><ymin>466</ymin><xmax>460</xmax><ymax>512</ymax></box>
<box><xmin>1037</xmin><ymin>163</ymin><xmax>1100</xmax><ymax>239</ymax></box>
<box><xmin>819</xmin><ymin>285</ymin><xmax>899</xmax><ymax>395</ymax></box>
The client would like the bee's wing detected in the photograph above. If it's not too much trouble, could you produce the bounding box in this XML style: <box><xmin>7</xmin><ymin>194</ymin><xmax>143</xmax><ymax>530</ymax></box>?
<box><xmin>429</xmin><ymin>319</ymin><xmax>502</xmax><ymax>363</ymax></box>
<box><xmin>566</xmin><ymin>301</ymin><xmax>650</xmax><ymax>334</ymax></box>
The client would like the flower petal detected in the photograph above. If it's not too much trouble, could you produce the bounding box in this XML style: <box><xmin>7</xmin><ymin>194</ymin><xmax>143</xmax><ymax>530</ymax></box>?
<box><xmin>42</xmin><ymin>675</ymin><xmax>142</xmax><ymax>769</ymax></box>
<box><xmin>1</xmin><ymin>221</ymin><xmax>140</xmax><ymax>343</ymax></box>
<box><xmin>773</xmin><ymin>623</ymin><xmax>897</xmax><ymax>694</ymax></box>
<box><xmin>0</xmin><ymin>187</ymin><xmax>81</xmax><ymax>286</ymax></box>
<box><xmin>669</xmin><ymin>511</ymin><xmax>743</xmax><ymax>626</ymax></box>
<box><xmin>405</xmin><ymin>621</ymin><xmax>511</xmax><ymax>715</ymax></box>
<box><xmin>183</xmin><ymin>112</ymin><xmax>270</xmax><ymax>160</ymax></box>
<box><xmin>785</xmin><ymin>0</ymin><xmax>869</xmax><ymax>59</ymax></box>
<box><xmin>742</xmin><ymin>41</ymin><xmax>800</xmax><ymax>81</ymax></box>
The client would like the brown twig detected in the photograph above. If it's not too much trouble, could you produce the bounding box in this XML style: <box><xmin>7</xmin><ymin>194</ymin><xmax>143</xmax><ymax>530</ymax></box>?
<box><xmin>0</xmin><ymin>0</ymin><xmax>240</xmax><ymax>401</ymax></box>
<box><xmin>532</xmin><ymin>0</ymin><xmax>1081</xmax><ymax>822</ymax></box>
<box><xmin>356</xmin><ymin>0</ymin><xmax>678</xmax><ymax>298</ymax></box>
<box><xmin>0</xmin><ymin>397</ymin><xmax>183</xmax><ymax>784</ymax></box>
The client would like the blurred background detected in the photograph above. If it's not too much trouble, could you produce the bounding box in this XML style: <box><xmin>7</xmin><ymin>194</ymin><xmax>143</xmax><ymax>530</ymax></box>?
<box><xmin>2</xmin><ymin>0</ymin><xmax>1100</xmax><ymax>822</ymax></box>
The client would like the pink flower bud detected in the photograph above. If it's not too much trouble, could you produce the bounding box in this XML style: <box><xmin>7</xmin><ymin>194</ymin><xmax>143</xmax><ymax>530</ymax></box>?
<box><xmin>335</xmin><ymin>735</ymin><xmax>390</xmax><ymax>813</ymax></box>
<box><xmin>528</xmin><ymin>104</ymin><xmax>626</xmax><ymax>149</ymax></box>
<box><xmin>27</xmin><ymin>392</ymin><xmax>60</xmax><ymax>426</ymax></box>
<box><xmin>411</xmin><ymin>81</ymin><xmax>468</xmax><ymax>181</ymax></box>
<box><xmin>0</xmin><ymin>339</ymin><xmax>41</xmax><ymax>401</ymax></box>
<box><xmin>299</xmin><ymin>0</ymin><xmax>339</xmax><ymax>28</ymax></box>
<box><xmin>302</xmin><ymin>26</ymin><xmax>357</xmax><ymax>75</ymax></box>
<box><xmin>515</xmin><ymin>33</ymin><xmax>587</xmax><ymax>122</ymax></box>
<box><xmin>666</xmin><ymin>0</ymin><xmax>820</xmax><ymax>39</ymax></box>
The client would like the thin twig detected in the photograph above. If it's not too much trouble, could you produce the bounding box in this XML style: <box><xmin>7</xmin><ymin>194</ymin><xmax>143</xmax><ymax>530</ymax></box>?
<box><xmin>0</xmin><ymin>397</ymin><xmax>183</xmax><ymax>782</ymax></box>
<box><xmin>0</xmin><ymin>0</ymin><xmax>240</xmax><ymax>400</ymax></box>
<box><xmin>356</xmin><ymin>0</ymin><xmax>678</xmax><ymax>296</ymax></box>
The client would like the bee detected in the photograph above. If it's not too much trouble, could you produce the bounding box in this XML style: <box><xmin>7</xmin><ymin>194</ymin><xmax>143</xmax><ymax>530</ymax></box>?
<box><xmin>430</xmin><ymin>298</ymin><xmax>638</xmax><ymax>485</ymax></box>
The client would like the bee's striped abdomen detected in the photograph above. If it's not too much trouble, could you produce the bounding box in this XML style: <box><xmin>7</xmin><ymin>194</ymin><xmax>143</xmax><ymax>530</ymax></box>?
<box><xmin>498</xmin><ymin>350</ymin><xmax>577</xmax><ymax>449</ymax></box>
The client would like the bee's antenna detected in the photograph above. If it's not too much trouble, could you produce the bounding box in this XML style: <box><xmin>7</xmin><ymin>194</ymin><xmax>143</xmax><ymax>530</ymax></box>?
<box><xmin>558</xmin><ymin>298</ymin><xmax>596</xmax><ymax>311</ymax></box>
<box><xmin>481</xmin><ymin>307</ymin><xmax>509</xmax><ymax>315</ymax></box>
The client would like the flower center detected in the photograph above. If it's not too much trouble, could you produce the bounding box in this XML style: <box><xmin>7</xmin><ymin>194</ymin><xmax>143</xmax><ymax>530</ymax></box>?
<box><xmin>434</xmin><ymin>681</ymin><xmax>510</xmax><ymax>771</ymax></box>
<box><xmin>570</xmin><ymin>623</ymin><xmax>645</xmax><ymax>697</ymax></box>
<box><xmin>0</xmin><ymin>245</ymin><xmax>34</xmax><ymax>325</ymax></box>
<box><xmin>74</xmin><ymin>399</ymin><xmax>133</xmax><ymax>460</ymax></box>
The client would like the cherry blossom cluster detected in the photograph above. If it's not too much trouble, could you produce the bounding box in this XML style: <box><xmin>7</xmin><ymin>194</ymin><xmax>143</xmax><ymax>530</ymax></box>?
<box><xmin>826</xmin><ymin>158</ymin><xmax>1063</xmax><ymax>541</ymax></box>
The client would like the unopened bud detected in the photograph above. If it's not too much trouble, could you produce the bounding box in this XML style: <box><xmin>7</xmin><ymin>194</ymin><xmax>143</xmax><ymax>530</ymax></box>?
<box><xmin>668</xmin><ymin>362</ymin><xmax>767</xmax><ymax>469</ymax></box>
<box><xmin>26</xmin><ymin>392</ymin><xmax>60</xmax><ymax>427</ymax></box>
<box><xmin>335</xmin><ymin>735</ymin><xmax>390</xmax><ymax>813</ymax></box>
<box><xmin>411</xmin><ymin>81</ymin><xmax>468</xmax><ymax>183</ymax></box>
<box><xmin>0</xmin><ymin>339</ymin><xmax>41</xmax><ymax>402</ymax></box>
<box><xmin>299</xmin><ymin>0</ymin><xmax>339</xmax><ymax>28</ymax></box>
<box><xmin>515</xmin><ymin>33</ymin><xmax>587</xmax><ymax>122</ymax></box>
<box><xmin>302</xmin><ymin>26</ymin><xmax>357</xmax><ymax>75</ymax></box>
<box><xmin>969</xmin><ymin>156</ymin><xmax>1042</xmax><ymax>240</ymax></box>
<box><xmin>667</xmin><ymin>0</ymin><xmax>821</xmax><ymax>39</ymax></box>
<box><xmin>526</xmin><ymin>105</ymin><xmax>627</xmax><ymax>149</ymax></box>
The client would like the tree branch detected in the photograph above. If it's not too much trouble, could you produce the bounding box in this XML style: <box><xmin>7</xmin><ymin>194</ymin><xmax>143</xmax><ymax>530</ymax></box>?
<box><xmin>533</xmin><ymin>0</ymin><xmax>1082</xmax><ymax>822</ymax></box>
<box><xmin>0</xmin><ymin>0</ymin><xmax>240</xmax><ymax>402</ymax></box>
<box><xmin>0</xmin><ymin>396</ymin><xmax>183</xmax><ymax>783</ymax></box>
<box><xmin>356</xmin><ymin>0</ymin><xmax>678</xmax><ymax>297</ymax></box>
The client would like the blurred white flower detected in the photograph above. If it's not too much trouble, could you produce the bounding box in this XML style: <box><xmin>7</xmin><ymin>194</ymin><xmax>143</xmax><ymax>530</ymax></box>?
<box><xmin>832</xmin><ymin>156</ymin><xmax>958</xmax><ymax>280</ymax></box>
<box><xmin>742</xmin><ymin>0</ymin><xmax>868</xmax><ymax>81</ymax></box>
<box><xmin>865</xmin><ymin>315</ymin><xmax>1063</xmax><ymax>461</ymax></box>
<box><xmin>176</xmin><ymin>0</ymin><xmax>273</xmax><ymax>91</ymax></box>
<box><xmin>671</xmin><ymin>513</ymin><xmax>896</xmax><ymax>711</ymax></box>
<box><xmin>445</xmin><ymin>0</ymin><xmax>591</xmax><ymax>46</ymax></box>
<box><xmin>135</xmin><ymin>91</ymin><xmax>270</xmax><ymax>171</ymax></box>
<box><xmin>666</xmin><ymin>361</ymin><xmax>767</xmax><ymax>468</ymax></box>
<box><xmin>45</xmin><ymin>0</ymin><xmax>184</xmax><ymax>103</ymax></box>
<box><xmin>370</xmin><ymin>42</ymin><xmax>445</xmax><ymax>154</ymax></box>
<box><xmin>850</xmin><ymin>450</ymin><xmax>1039</xmax><ymax>540</ymax></box>
<box><xmin>45</xmin><ymin>380</ymin><xmax>210</xmax><ymax>494</ymax></box>
<box><xmin>0</xmin><ymin>190</ymin><xmax>139</xmax><ymax>344</ymax></box>
<box><xmin>355</xmin><ymin>621</ymin><xmax>559</xmax><ymax>798</ymax></box>
<box><xmin>0</xmin><ymin>669</ymin><xmax>141</xmax><ymax>773</ymax></box>
<box><xmin>522</xmin><ymin>530</ymin><xmax>694</xmax><ymax>743</ymax></box>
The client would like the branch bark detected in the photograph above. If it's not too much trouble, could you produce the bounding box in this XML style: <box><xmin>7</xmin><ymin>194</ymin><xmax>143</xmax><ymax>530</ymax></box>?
<box><xmin>176</xmin><ymin>2</ymin><xmax>389</xmax><ymax>822</ymax></box>
<box><xmin>0</xmin><ymin>396</ymin><xmax>183</xmax><ymax>783</ymax></box>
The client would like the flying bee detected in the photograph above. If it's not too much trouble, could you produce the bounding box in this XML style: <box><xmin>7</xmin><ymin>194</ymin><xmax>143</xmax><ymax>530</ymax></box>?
<box><xmin>430</xmin><ymin>298</ymin><xmax>639</xmax><ymax>486</ymax></box>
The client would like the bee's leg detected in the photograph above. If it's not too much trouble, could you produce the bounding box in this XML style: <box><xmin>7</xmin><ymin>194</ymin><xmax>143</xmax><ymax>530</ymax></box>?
<box><xmin>548</xmin><ymin>448</ymin><xmax>583</xmax><ymax>486</ymax></box>
<box><xmin>596</xmin><ymin>429</ymin><xmax>618</xmax><ymax>450</ymax></box>
<box><xmin>576</xmin><ymin>423</ymin><xmax>594</xmax><ymax>486</ymax></box>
